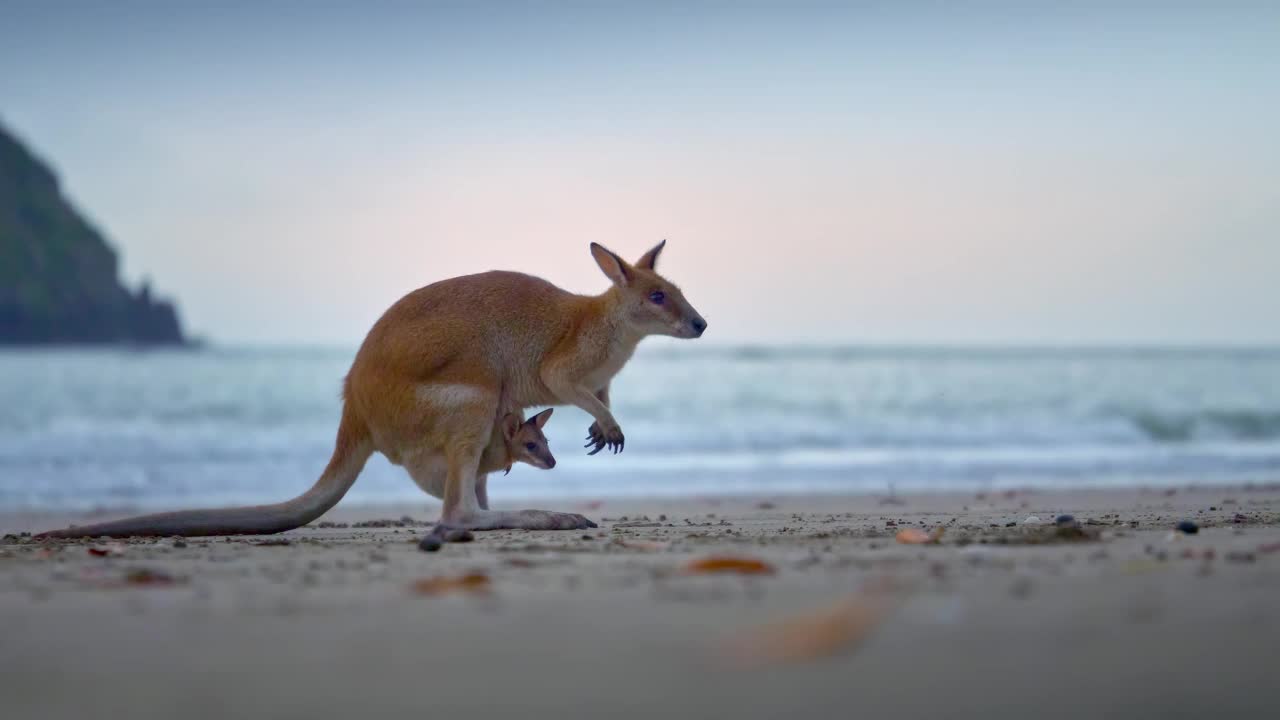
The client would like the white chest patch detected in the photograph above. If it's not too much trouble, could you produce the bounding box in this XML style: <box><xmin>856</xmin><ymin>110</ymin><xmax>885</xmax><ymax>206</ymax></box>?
<box><xmin>415</xmin><ymin>383</ymin><xmax>490</xmax><ymax>409</ymax></box>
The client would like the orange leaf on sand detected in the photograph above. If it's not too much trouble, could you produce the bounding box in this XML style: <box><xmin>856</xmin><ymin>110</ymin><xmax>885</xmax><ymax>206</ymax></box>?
<box><xmin>895</xmin><ymin>527</ymin><xmax>945</xmax><ymax>545</ymax></box>
<box><xmin>726</xmin><ymin>578</ymin><xmax>906</xmax><ymax>668</ymax></box>
<box><xmin>410</xmin><ymin>572</ymin><xmax>491</xmax><ymax>596</ymax></box>
<box><xmin>682</xmin><ymin>556</ymin><xmax>775</xmax><ymax>576</ymax></box>
<box><xmin>125</xmin><ymin>569</ymin><xmax>181</xmax><ymax>586</ymax></box>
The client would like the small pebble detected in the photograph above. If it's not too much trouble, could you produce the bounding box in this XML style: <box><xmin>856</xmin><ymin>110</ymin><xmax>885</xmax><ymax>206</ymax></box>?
<box><xmin>418</xmin><ymin>536</ymin><xmax>443</xmax><ymax>552</ymax></box>
<box><xmin>1176</xmin><ymin>520</ymin><xmax>1199</xmax><ymax>535</ymax></box>
<box><xmin>1054</xmin><ymin>514</ymin><xmax>1077</xmax><ymax>527</ymax></box>
<box><xmin>1023</xmin><ymin>516</ymin><xmax>1042</xmax><ymax>525</ymax></box>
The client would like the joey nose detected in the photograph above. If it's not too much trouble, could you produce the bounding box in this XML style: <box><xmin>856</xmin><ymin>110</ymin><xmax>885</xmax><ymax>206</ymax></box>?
<box><xmin>546</xmin><ymin>458</ymin><xmax>557</xmax><ymax>469</ymax></box>
<box><xmin>691</xmin><ymin>317</ymin><xmax>707</xmax><ymax>336</ymax></box>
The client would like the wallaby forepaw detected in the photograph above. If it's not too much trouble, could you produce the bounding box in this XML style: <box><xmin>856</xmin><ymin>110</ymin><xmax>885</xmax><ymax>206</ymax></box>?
<box><xmin>585</xmin><ymin>423</ymin><xmax>624</xmax><ymax>455</ymax></box>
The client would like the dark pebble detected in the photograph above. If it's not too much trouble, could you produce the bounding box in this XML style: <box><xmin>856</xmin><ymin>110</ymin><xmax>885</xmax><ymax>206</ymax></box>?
<box><xmin>1176</xmin><ymin>520</ymin><xmax>1199</xmax><ymax>534</ymax></box>
<box><xmin>418</xmin><ymin>536</ymin><xmax>443</xmax><ymax>552</ymax></box>
<box><xmin>1054</xmin><ymin>514</ymin><xmax>1077</xmax><ymax>527</ymax></box>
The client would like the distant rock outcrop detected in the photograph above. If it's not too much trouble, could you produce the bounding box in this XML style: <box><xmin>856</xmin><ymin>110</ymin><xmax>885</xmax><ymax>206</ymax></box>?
<box><xmin>0</xmin><ymin>122</ymin><xmax>186</xmax><ymax>345</ymax></box>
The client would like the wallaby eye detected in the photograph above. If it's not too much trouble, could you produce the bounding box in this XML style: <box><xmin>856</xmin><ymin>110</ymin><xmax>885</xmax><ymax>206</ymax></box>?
<box><xmin>649</xmin><ymin>290</ymin><xmax>665</xmax><ymax>304</ymax></box>
<box><xmin>525</xmin><ymin>442</ymin><xmax>537</xmax><ymax>451</ymax></box>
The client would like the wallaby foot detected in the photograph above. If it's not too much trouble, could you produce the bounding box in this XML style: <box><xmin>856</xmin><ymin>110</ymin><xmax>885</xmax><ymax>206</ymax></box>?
<box><xmin>441</xmin><ymin>509</ymin><xmax>597</xmax><ymax>531</ymax></box>
<box><xmin>418</xmin><ymin>526</ymin><xmax>476</xmax><ymax>551</ymax></box>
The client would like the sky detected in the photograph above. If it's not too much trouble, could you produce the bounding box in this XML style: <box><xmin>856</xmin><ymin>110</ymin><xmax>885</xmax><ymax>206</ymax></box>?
<box><xmin>1</xmin><ymin>0</ymin><xmax>1277</xmax><ymax>346</ymax></box>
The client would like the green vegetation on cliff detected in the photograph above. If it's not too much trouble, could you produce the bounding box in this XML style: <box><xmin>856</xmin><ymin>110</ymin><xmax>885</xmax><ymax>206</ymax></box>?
<box><xmin>0</xmin><ymin>122</ymin><xmax>186</xmax><ymax>345</ymax></box>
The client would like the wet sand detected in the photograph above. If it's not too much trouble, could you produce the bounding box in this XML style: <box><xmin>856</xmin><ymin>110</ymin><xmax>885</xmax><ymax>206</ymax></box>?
<box><xmin>3</xmin><ymin>485</ymin><xmax>1279</xmax><ymax>719</ymax></box>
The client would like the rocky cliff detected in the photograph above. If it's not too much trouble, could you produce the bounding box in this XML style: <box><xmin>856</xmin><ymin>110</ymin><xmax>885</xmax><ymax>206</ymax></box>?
<box><xmin>0</xmin><ymin>123</ymin><xmax>186</xmax><ymax>345</ymax></box>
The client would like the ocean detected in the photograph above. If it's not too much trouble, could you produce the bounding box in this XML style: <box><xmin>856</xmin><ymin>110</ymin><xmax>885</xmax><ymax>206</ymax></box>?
<box><xmin>2</xmin><ymin>344</ymin><xmax>1279</xmax><ymax>511</ymax></box>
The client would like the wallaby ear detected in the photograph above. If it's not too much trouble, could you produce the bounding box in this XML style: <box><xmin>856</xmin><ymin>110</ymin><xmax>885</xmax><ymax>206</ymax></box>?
<box><xmin>590</xmin><ymin>243</ymin><xmax>632</xmax><ymax>286</ymax></box>
<box><xmin>501</xmin><ymin>413</ymin><xmax>522</xmax><ymax>441</ymax></box>
<box><xmin>529</xmin><ymin>407</ymin><xmax>554</xmax><ymax>430</ymax></box>
<box><xmin>635</xmin><ymin>239</ymin><xmax>666</xmax><ymax>271</ymax></box>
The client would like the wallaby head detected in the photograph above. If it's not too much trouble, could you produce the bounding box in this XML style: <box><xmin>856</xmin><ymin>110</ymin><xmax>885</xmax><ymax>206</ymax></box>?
<box><xmin>590</xmin><ymin>240</ymin><xmax>708</xmax><ymax>340</ymax></box>
<box><xmin>501</xmin><ymin>408</ymin><xmax>557</xmax><ymax>474</ymax></box>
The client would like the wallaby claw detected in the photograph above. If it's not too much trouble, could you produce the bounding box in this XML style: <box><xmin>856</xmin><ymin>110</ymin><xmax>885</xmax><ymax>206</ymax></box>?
<box><xmin>586</xmin><ymin>423</ymin><xmax>624</xmax><ymax>455</ymax></box>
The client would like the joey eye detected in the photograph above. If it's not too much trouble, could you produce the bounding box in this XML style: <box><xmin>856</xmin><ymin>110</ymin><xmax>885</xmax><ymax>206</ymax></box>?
<box><xmin>649</xmin><ymin>290</ymin><xmax>665</xmax><ymax>304</ymax></box>
<box><xmin>525</xmin><ymin>442</ymin><xmax>537</xmax><ymax>451</ymax></box>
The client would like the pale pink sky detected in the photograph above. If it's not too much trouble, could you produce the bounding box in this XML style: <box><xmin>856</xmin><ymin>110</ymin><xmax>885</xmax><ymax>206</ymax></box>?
<box><xmin>3</xmin><ymin>2</ymin><xmax>1277</xmax><ymax>345</ymax></box>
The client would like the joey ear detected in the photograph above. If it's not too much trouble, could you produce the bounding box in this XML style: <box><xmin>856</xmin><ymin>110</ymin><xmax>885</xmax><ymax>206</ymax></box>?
<box><xmin>635</xmin><ymin>239</ymin><xmax>666</xmax><ymax>271</ymax></box>
<box><xmin>590</xmin><ymin>243</ymin><xmax>632</xmax><ymax>286</ymax></box>
<box><xmin>501</xmin><ymin>414</ymin><xmax>522</xmax><ymax>441</ymax></box>
<box><xmin>529</xmin><ymin>407</ymin><xmax>554</xmax><ymax>430</ymax></box>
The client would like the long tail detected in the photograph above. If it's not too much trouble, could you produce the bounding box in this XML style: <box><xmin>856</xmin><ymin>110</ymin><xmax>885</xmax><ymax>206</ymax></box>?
<box><xmin>36</xmin><ymin>403</ymin><xmax>373</xmax><ymax>539</ymax></box>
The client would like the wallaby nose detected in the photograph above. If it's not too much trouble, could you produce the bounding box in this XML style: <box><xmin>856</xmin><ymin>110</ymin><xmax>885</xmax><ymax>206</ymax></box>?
<box><xmin>546</xmin><ymin>457</ymin><xmax>557</xmax><ymax>469</ymax></box>
<box><xmin>691</xmin><ymin>317</ymin><xmax>707</xmax><ymax>336</ymax></box>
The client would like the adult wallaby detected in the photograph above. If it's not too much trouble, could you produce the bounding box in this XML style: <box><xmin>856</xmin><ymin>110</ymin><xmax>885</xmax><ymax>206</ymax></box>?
<box><xmin>39</xmin><ymin>241</ymin><xmax>705</xmax><ymax>538</ymax></box>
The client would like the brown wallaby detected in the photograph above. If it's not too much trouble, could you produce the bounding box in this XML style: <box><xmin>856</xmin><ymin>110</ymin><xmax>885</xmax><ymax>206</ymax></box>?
<box><xmin>38</xmin><ymin>240</ymin><xmax>705</xmax><ymax>538</ymax></box>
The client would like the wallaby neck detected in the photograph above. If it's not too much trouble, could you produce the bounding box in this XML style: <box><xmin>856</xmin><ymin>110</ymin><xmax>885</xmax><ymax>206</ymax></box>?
<box><xmin>577</xmin><ymin>287</ymin><xmax>644</xmax><ymax>351</ymax></box>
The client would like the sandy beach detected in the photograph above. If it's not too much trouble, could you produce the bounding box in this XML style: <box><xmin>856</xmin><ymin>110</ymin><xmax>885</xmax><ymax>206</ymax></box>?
<box><xmin>3</xmin><ymin>485</ymin><xmax>1279</xmax><ymax>719</ymax></box>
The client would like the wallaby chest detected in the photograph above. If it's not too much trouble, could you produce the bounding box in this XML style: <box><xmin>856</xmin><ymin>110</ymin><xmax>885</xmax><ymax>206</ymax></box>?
<box><xmin>580</xmin><ymin>343</ymin><xmax>636</xmax><ymax>392</ymax></box>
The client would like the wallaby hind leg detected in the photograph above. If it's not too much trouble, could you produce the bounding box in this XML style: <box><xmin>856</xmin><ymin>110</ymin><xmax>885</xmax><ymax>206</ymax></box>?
<box><xmin>408</xmin><ymin>460</ymin><xmax>490</xmax><ymax>511</ymax></box>
<box><xmin>475</xmin><ymin>473</ymin><xmax>490</xmax><ymax>510</ymax></box>
<box><xmin>420</xmin><ymin>445</ymin><xmax>595</xmax><ymax>531</ymax></box>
